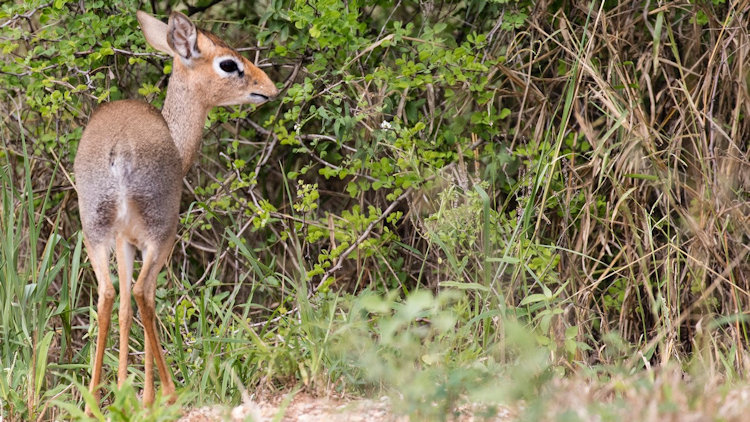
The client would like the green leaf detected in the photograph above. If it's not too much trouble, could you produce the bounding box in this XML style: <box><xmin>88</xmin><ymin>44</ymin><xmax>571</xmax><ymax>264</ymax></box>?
<box><xmin>565</xmin><ymin>325</ymin><xmax>578</xmax><ymax>340</ymax></box>
<box><xmin>309</xmin><ymin>25</ymin><xmax>321</xmax><ymax>38</ymax></box>
<box><xmin>34</xmin><ymin>331</ymin><xmax>54</xmax><ymax>398</ymax></box>
<box><xmin>520</xmin><ymin>293</ymin><xmax>549</xmax><ymax>306</ymax></box>
<box><xmin>439</xmin><ymin>281</ymin><xmax>489</xmax><ymax>292</ymax></box>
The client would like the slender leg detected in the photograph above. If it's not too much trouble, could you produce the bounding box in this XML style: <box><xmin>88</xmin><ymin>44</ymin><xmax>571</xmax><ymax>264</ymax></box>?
<box><xmin>85</xmin><ymin>242</ymin><xmax>115</xmax><ymax>415</ymax></box>
<box><xmin>133</xmin><ymin>241</ymin><xmax>176</xmax><ymax>406</ymax></box>
<box><xmin>143</xmin><ymin>326</ymin><xmax>155</xmax><ymax>404</ymax></box>
<box><xmin>115</xmin><ymin>236</ymin><xmax>135</xmax><ymax>387</ymax></box>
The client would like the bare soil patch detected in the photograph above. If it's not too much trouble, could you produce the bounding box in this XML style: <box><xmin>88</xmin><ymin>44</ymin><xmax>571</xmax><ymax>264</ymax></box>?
<box><xmin>178</xmin><ymin>393</ymin><xmax>516</xmax><ymax>421</ymax></box>
<box><xmin>177</xmin><ymin>370</ymin><xmax>750</xmax><ymax>422</ymax></box>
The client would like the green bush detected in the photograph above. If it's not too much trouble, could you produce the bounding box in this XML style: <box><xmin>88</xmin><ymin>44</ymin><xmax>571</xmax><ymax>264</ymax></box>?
<box><xmin>1</xmin><ymin>0</ymin><xmax>749</xmax><ymax>420</ymax></box>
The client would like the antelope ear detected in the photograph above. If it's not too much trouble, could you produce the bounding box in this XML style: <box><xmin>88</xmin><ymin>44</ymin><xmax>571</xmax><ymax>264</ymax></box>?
<box><xmin>136</xmin><ymin>11</ymin><xmax>173</xmax><ymax>55</ymax></box>
<box><xmin>166</xmin><ymin>11</ymin><xmax>200</xmax><ymax>64</ymax></box>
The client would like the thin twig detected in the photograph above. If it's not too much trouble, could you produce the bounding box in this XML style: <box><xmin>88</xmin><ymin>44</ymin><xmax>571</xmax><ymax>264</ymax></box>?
<box><xmin>315</xmin><ymin>187</ymin><xmax>412</xmax><ymax>291</ymax></box>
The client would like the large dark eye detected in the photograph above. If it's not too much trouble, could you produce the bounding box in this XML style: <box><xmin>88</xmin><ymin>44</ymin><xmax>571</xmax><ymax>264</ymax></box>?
<box><xmin>219</xmin><ymin>59</ymin><xmax>239</xmax><ymax>73</ymax></box>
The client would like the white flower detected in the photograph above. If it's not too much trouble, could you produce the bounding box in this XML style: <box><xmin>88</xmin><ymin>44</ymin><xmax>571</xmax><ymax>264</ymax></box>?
<box><xmin>380</xmin><ymin>120</ymin><xmax>392</xmax><ymax>130</ymax></box>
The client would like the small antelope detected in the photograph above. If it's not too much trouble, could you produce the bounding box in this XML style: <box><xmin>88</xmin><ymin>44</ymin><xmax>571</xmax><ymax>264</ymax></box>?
<box><xmin>74</xmin><ymin>10</ymin><xmax>278</xmax><ymax>412</ymax></box>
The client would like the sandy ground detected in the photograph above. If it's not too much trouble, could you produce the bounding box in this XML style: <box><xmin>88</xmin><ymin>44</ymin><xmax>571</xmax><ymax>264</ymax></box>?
<box><xmin>177</xmin><ymin>394</ymin><xmax>516</xmax><ymax>422</ymax></box>
<box><xmin>175</xmin><ymin>370</ymin><xmax>750</xmax><ymax>422</ymax></box>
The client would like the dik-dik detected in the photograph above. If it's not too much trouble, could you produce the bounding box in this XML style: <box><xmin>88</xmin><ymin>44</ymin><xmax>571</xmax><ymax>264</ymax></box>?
<box><xmin>74</xmin><ymin>10</ymin><xmax>278</xmax><ymax>412</ymax></box>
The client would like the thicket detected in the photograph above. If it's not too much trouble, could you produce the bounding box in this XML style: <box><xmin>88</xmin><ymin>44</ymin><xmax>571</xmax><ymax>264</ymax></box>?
<box><xmin>0</xmin><ymin>0</ymin><xmax>748</xmax><ymax>420</ymax></box>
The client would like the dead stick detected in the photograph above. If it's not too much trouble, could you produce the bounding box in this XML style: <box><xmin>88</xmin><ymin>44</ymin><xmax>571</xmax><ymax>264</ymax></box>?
<box><xmin>315</xmin><ymin>188</ymin><xmax>412</xmax><ymax>291</ymax></box>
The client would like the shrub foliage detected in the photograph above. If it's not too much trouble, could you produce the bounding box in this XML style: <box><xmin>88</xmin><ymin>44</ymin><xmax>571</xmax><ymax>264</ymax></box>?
<box><xmin>0</xmin><ymin>0</ymin><xmax>749</xmax><ymax>419</ymax></box>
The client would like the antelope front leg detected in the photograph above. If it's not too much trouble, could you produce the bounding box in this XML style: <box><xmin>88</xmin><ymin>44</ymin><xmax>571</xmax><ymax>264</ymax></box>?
<box><xmin>115</xmin><ymin>237</ymin><xmax>135</xmax><ymax>387</ymax></box>
<box><xmin>143</xmin><ymin>326</ymin><xmax>155</xmax><ymax>404</ymax></box>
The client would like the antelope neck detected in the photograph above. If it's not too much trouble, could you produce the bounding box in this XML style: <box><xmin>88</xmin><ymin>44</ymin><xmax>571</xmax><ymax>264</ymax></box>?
<box><xmin>161</xmin><ymin>73</ymin><xmax>209</xmax><ymax>176</ymax></box>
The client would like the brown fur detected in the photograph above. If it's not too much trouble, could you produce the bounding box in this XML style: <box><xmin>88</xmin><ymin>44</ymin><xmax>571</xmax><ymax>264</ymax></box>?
<box><xmin>75</xmin><ymin>100</ymin><xmax>182</xmax><ymax>248</ymax></box>
<box><xmin>74</xmin><ymin>10</ymin><xmax>278</xmax><ymax>414</ymax></box>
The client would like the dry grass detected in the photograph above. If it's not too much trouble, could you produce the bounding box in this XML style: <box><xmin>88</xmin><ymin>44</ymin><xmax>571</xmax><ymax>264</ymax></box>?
<box><xmin>479</xmin><ymin>1</ymin><xmax>750</xmax><ymax>366</ymax></box>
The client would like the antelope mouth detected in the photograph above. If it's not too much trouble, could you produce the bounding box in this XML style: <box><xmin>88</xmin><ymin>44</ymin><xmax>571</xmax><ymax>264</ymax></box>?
<box><xmin>248</xmin><ymin>93</ymin><xmax>270</xmax><ymax>104</ymax></box>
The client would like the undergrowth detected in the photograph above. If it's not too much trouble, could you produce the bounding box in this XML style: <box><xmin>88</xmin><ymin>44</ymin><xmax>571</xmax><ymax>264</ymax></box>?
<box><xmin>0</xmin><ymin>0</ymin><xmax>749</xmax><ymax>420</ymax></box>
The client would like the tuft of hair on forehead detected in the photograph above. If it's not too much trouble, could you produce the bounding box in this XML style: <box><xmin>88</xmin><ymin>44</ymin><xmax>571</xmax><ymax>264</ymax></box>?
<box><xmin>199</xmin><ymin>29</ymin><xmax>233</xmax><ymax>50</ymax></box>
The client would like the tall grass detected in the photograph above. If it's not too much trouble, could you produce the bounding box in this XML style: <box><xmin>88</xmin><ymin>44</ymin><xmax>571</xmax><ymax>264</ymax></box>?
<box><xmin>0</xmin><ymin>125</ymin><xmax>83</xmax><ymax>420</ymax></box>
